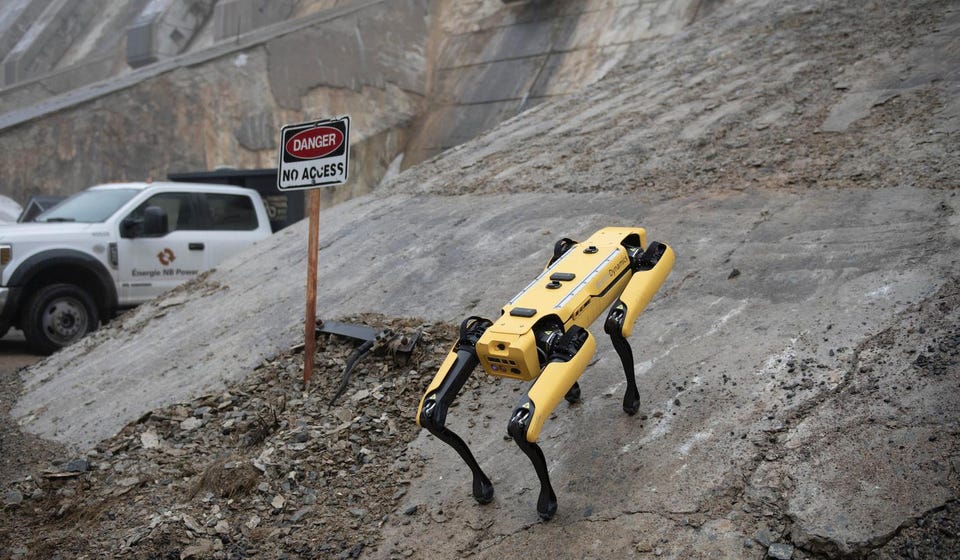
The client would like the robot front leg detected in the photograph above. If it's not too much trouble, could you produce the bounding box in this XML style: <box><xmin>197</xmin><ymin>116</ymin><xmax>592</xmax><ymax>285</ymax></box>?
<box><xmin>508</xmin><ymin>326</ymin><xmax>596</xmax><ymax>520</ymax></box>
<box><xmin>417</xmin><ymin>317</ymin><xmax>495</xmax><ymax>504</ymax></box>
<box><xmin>604</xmin><ymin>303</ymin><xmax>641</xmax><ymax>415</ymax></box>
<box><xmin>604</xmin><ymin>241</ymin><xmax>676</xmax><ymax>415</ymax></box>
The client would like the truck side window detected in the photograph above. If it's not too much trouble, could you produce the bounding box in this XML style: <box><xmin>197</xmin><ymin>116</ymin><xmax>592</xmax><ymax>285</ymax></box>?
<box><xmin>206</xmin><ymin>194</ymin><xmax>258</xmax><ymax>231</ymax></box>
<box><xmin>128</xmin><ymin>193</ymin><xmax>200</xmax><ymax>233</ymax></box>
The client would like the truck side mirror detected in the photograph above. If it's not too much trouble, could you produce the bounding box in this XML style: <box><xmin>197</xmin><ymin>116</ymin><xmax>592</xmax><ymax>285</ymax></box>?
<box><xmin>142</xmin><ymin>206</ymin><xmax>168</xmax><ymax>237</ymax></box>
<box><xmin>120</xmin><ymin>216</ymin><xmax>143</xmax><ymax>238</ymax></box>
<box><xmin>120</xmin><ymin>206</ymin><xmax>168</xmax><ymax>239</ymax></box>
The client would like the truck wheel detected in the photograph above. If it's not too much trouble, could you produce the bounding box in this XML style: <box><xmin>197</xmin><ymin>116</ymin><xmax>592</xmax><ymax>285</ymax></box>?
<box><xmin>22</xmin><ymin>283</ymin><xmax>99</xmax><ymax>355</ymax></box>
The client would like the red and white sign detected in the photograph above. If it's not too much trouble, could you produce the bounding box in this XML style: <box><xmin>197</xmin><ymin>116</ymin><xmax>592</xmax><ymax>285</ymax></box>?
<box><xmin>278</xmin><ymin>116</ymin><xmax>350</xmax><ymax>191</ymax></box>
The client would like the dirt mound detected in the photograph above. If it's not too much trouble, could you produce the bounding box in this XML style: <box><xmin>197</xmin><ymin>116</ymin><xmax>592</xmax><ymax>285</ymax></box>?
<box><xmin>1</xmin><ymin>315</ymin><xmax>493</xmax><ymax>559</ymax></box>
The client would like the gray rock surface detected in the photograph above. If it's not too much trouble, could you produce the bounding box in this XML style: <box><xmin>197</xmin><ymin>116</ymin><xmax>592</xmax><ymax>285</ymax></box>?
<box><xmin>12</xmin><ymin>185</ymin><xmax>960</xmax><ymax>558</ymax></box>
<box><xmin>769</xmin><ymin>542</ymin><xmax>795</xmax><ymax>560</ymax></box>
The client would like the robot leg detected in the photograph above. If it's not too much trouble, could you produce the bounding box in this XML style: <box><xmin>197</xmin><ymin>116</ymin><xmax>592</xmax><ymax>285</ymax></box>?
<box><xmin>417</xmin><ymin>317</ymin><xmax>495</xmax><ymax>503</ymax></box>
<box><xmin>604</xmin><ymin>241</ymin><xmax>676</xmax><ymax>415</ymax></box>
<box><xmin>507</xmin><ymin>326</ymin><xmax>596</xmax><ymax>520</ymax></box>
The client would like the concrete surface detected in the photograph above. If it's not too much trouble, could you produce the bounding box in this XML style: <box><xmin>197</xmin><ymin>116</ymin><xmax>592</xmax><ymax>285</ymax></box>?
<box><xmin>0</xmin><ymin>0</ymin><xmax>426</xmax><ymax>204</ymax></box>
<box><xmin>1</xmin><ymin>0</ymin><xmax>101</xmax><ymax>85</ymax></box>
<box><xmin>0</xmin><ymin>0</ymin><xmax>53</xmax><ymax>62</ymax></box>
<box><xmin>12</xmin><ymin>185</ymin><xmax>960</xmax><ymax>558</ymax></box>
<box><xmin>212</xmin><ymin>0</ymin><xmax>296</xmax><ymax>41</ymax></box>
<box><xmin>126</xmin><ymin>0</ymin><xmax>216</xmax><ymax>68</ymax></box>
<box><xmin>0</xmin><ymin>0</ymin><xmax>143</xmax><ymax>113</ymax></box>
<box><xmin>403</xmin><ymin>0</ymin><xmax>712</xmax><ymax>166</ymax></box>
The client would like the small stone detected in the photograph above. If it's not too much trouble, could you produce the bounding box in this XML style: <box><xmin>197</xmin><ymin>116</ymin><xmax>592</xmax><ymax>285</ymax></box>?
<box><xmin>768</xmin><ymin>542</ymin><xmax>794</xmax><ymax>559</ymax></box>
<box><xmin>182</xmin><ymin>514</ymin><xmax>204</xmax><ymax>533</ymax></box>
<box><xmin>271</xmin><ymin>495</ymin><xmax>285</xmax><ymax>510</ymax></box>
<box><xmin>180</xmin><ymin>417</ymin><xmax>203</xmax><ymax>431</ymax></box>
<box><xmin>4</xmin><ymin>489</ymin><xmax>23</xmax><ymax>506</ymax></box>
<box><xmin>635</xmin><ymin>541</ymin><xmax>653</xmax><ymax>553</ymax></box>
<box><xmin>180</xmin><ymin>539</ymin><xmax>215</xmax><ymax>559</ymax></box>
<box><xmin>140</xmin><ymin>430</ymin><xmax>160</xmax><ymax>449</ymax></box>
<box><xmin>403</xmin><ymin>505</ymin><xmax>418</xmax><ymax>515</ymax></box>
<box><xmin>754</xmin><ymin>529</ymin><xmax>777</xmax><ymax>547</ymax></box>
<box><xmin>65</xmin><ymin>459</ymin><xmax>90</xmax><ymax>473</ymax></box>
<box><xmin>290</xmin><ymin>506</ymin><xmax>312</xmax><ymax>523</ymax></box>
<box><xmin>728</xmin><ymin>268</ymin><xmax>741</xmax><ymax>279</ymax></box>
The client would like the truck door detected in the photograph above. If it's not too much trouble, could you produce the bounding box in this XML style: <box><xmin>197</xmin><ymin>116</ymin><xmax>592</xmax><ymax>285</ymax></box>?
<box><xmin>117</xmin><ymin>192</ymin><xmax>206</xmax><ymax>304</ymax></box>
<box><xmin>197</xmin><ymin>192</ymin><xmax>266</xmax><ymax>266</ymax></box>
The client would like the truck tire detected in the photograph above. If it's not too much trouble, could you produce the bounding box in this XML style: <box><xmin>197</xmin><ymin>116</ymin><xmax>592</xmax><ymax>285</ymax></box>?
<box><xmin>22</xmin><ymin>283</ymin><xmax>99</xmax><ymax>355</ymax></box>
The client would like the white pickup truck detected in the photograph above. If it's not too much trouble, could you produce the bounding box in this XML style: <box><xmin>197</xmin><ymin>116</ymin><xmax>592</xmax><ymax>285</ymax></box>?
<box><xmin>0</xmin><ymin>181</ymin><xmax>272</xmax><ymax>354</ymax></box>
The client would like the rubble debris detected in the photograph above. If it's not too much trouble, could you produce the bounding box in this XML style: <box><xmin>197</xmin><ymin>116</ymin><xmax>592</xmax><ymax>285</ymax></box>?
<box><xmin>0</xmin><ymin>314</ymin><xmax>474</xmax><ymax>559</ymax></box>
<box><xmin>768</xmin><ymin>542</ymin><xmax>794</xmax><ymax>559</ymax></box>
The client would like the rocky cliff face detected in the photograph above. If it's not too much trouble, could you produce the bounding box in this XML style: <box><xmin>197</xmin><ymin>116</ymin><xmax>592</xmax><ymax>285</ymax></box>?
<box><xmin>0</xmin><ymin>0</ymin><xmax>428</xmax><ymax>204</ymax></box>
<box><xmin>402</xmin><ymin>0</ymin><xmax>717</xmax><ymax>166</ymax></box>
<box><xmin>0</xmin><ymin>0</ymin><xmax>721</xmax><ymax>205</ymax></box>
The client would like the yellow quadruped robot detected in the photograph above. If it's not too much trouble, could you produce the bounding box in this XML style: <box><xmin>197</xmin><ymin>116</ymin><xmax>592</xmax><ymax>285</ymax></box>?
<box><xmin>417</xmin><ymin>227</ymin><xmax>675</xmax><ymax>520</ymax></box>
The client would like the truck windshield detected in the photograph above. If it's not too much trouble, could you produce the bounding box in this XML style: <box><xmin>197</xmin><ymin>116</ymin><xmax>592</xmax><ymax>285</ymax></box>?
<box><xmin>36</xmin><ymin>188</ymin><xmax>140</xmax><ymax>223</ymax></box>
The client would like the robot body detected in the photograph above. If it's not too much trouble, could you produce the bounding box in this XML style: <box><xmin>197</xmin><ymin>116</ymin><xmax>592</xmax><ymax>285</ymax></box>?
<box><xmin>417</xmin><ymin>227</ymin><xmax>674</xmax><ymax>520</ymax></box>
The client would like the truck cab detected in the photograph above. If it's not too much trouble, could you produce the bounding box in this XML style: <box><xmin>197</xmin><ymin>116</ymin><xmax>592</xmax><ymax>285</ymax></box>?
<box><xmin>0</xmin><ymin>182</ymin><xmax>272</xmax><ymax>354</ymax></box>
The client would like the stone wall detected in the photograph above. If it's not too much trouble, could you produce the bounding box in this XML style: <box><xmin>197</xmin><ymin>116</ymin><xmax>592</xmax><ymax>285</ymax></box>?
<box><xmin>402</xmin><ymin>0</ymin><xmax>715</xmax><ymax>166</ymax></box>
<box><xmin>0</xmin><ymin>0</ymin><xmax>726</xmax><ymax>205</ymax></box>
<box><xmin>0</xmin><ymin>0</ymin><xmax>427</xmax><ymax>204</ymax></box>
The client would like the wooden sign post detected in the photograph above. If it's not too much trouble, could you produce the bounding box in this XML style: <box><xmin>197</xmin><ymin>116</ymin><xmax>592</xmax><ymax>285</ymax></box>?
<box><xmin>303</xmin><ymin>190</ymin><xmax>321</xmax><ymax>386</ymax></box>
<box><xmin>277</xmin><ymin>115</ymin><xmax>351</xmax><ymax>386</ymax></box>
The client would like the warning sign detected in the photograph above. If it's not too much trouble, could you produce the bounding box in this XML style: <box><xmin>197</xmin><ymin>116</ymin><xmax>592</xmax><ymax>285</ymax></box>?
<box><xmin>277</xmin><ymin>115</ymin><xmax>350</xmax><ymax>190</ymax></box>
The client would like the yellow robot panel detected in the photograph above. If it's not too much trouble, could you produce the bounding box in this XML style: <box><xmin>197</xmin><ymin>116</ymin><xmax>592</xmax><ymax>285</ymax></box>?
<box><xmin>476</xmin><ymin>227</ymin><xmax>647</xmax><ymax>381</ymax></box>
<box><xmin>523</xmin><ymin>329</ymin><xmax>597</xmax><ymax>441</ymax></box>
<box><xmin>475</xmin><ymin>329</ymin><xmax>540</xmax><ymax>381</ymax></box>
<box><xmin>618</xmin><ymin>244</ymin><xmax>676</xmax><ymax>337</ymax></box>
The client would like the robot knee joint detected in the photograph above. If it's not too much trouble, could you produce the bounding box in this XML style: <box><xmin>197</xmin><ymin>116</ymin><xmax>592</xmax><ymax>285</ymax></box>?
<box><xmin>604</xmin><ymin>302</ymin><xmax>627</xmax><ymax>336</ymax></box>
<box><xmin>507</xmin><ymin>403</ymin><xmax>534</xmax><ymax>444</ymax></box>
<box><xmin>419</xmin><ymin>396</ymin><xmax>447</xmax><ymax>432</ymax></box>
